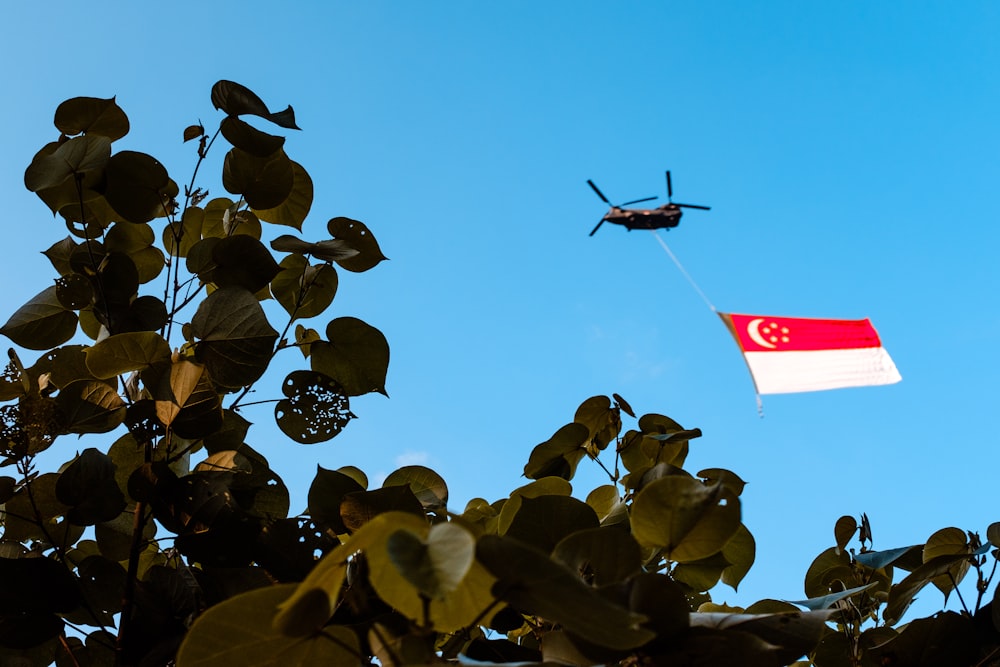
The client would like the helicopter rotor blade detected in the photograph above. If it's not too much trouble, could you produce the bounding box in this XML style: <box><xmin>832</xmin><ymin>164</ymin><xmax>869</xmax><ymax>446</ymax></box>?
<box><xmin>621</xmin><ymin>196</ymin><xmax>658</xmax><ymax>206</ymax></box>
<box><xmin>587</xmin><ymin>180</ymin><xmax>611</xmax><ymax>204</ymax></box>
<box><xmin>674</xmin><ymin>203</ymin><xmax>711</xmax><ymax>210</ymax></box>
<box><xmin>589</xmin><ymin>217</ymin><xmax>606</xmax><ymax>236</ymax></box>
<box><xmin>666</xmin><ymin>171</ymin><xmax>673</xmax><ymax>200</ymax></box>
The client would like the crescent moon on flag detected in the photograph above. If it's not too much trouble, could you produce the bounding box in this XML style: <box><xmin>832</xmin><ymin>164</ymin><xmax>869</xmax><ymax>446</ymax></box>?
<box><xmin>747</xmin><ymin>318</ymin><xmax>777</xmax><ymax>349</ymax></box>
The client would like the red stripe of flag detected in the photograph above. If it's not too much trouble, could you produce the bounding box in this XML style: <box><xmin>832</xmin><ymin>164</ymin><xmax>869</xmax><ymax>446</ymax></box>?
<box><xmin>725</xmin><ymin>314</ymin><xmax>882</xmax><ymax>353</ymax></box>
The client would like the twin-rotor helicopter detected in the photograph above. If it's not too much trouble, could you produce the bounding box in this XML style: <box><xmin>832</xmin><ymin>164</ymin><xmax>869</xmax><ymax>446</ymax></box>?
<box><xmin>587</xmin><ymin>170</ymin><xmax>710</xmax><ymax>236</ymax></box>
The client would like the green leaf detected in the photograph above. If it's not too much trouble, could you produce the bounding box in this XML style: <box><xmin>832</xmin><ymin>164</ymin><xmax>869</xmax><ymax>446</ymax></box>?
<box><xmin>612</xmin><ymin>392</ymin><xmax>635</xmax><ymax>417</ymax></box>
<box><xmin>190</xmin><ymin>287</ymin><xmax>278</xmax><ymax>390</ymax></box>
<box><xmin>201</xmin><ymin>198</ymin><xmax>262</xmax><ymax>239</ymax></box>
<box><xmin>24</xmin><ymin>135</ymin><xmax>111</xmax><ymax>192</ymax></box>
<box><xmin>43</xmin><ymin>236</ymin><xmax>79</xmax><ymax>276</ymax></box>
<box><xmin>54</xmin><ymin>96</ymin><xmax>129</xmax><ymax>140</ymax></box>
<box><xmin>804</xmin><ymin>547</ymin><xmax>854</xmax><ymax>599</ymax></box>
<box><xmin>646</xmin><ymin>428</ymin><xmax>703</xmax><ymax>443</ymax></box>
<box><xmin>573</xmin><ymin>395</ymin><xmax>620</xmax><ymax>452</ymax></box>
<box><xmin>220</xmin><ymin>116</ymin><xmax>286</xmax><ymax>157</ymax></box>
<box><xmin>270</xmin><ymin>255</ymin><xmax>339</xmax><ymax>320</ymax></box>
<box><xmin>271</xmin><ymin>235</ymin><xmax>358</xmax><ymax>262</ymax></box>
<box><xmin>255</xmin><ymin>162</ymin><xmax>313</xmax><ymax>230</ymax></box>
<box><xmin>884</xmin><ymin>552</ymin><xmax>981</xmax><ymax>624</ymax></box>
<box><xmin>210</xmin><ymin>235</ymin><xmax>281</xmax><ymax>292</ymax></box>
<box><xmin>55</xmin><ymin>448</ymin><xmax>126</xmax><ymax>525</ymax></box>
<box><xmin>503</xmin><ymin>495</ymin><xmax>599</xmax><ymax>553</ymax></box>
<box><xmin>54</xmin><ymin>380</ymin><xmax>126</xmax><ymax>434</ymax></box>
<box><xmin>552</xmin><ymin>527</ymin><xmax>642</xmax><ymax>586</ymax></box>
<box><xmin>102</xmin><ymin>150</ymin><xmax>173</xmax><ymax>224</ymax></box>
<box><xmin>371</xmin><ymin>522</ymin><xmax>497</xmax><ymax>632</ymax></box>
<box><xmin>28</xmin><ymin>345</ymin><xmax>97</xmax><ymax>390</ymax></box>
<box><xmin>672</xmin><ymin>552</ymin><xmax>731</xmax><ymax>592</ymax></box>
<box><xmin>385</xmin><ymin>523</ymin><xmax>476</xmax><ymax>599</ymax></box>
<box><xmin>85</xmin><ymin>332</ymin><xmax>171</xmax><ymax>379</ymax></box>
<box><xmin>1</xmin><ymin>286</ymin><xmax>78</xmax><ymax>349</ymax></box>
<box><xmin>786</xmin><ymin>582</ymin><xmax>877</xmax><ymax>611</ymax></box>
<box><xmin>721</xmin><ymin>523</ymin><xmax>756</xmax><ymax>591</ymax></box>
<box><xmin>183</xmin><ymin>123</ymin><xmax>205</xmax><ymax>142</ymax></box>
<box><xmin>310</xmin><ymin>317</ymin><xmax>389</xmax><ymax>396</ymax></box>
<box><xmin>274</xmin><ymin>512</ymin><xmax>421</xmax><ymax>636</ymax></box>
<box><xmin>163</xmin><ymin>206</ymin><xmax>204</xmax><ymax>258</ymax></box>
<box><xmin>275</xmin><ymin>370</ymin><xmax>353</xmax><ymax>443</ymax></box>
<box><xmin>523</xmin><ymin>422</ymin><xmax>589</xmax><ymax>480</ymax></box>
<box><xmin>340</xmin><ymin>486</ymin><xmax>425</xmax><ymax>533</ymax></box>
<box><xmin>1</xmin><ymin>474</ymin><xmax>69</xmax><ymax>541</ymax></box>
<box><xmin>383</xmin><ymin>465</ymin><xmax>448</xmax><ymax>511</ymax></box>
<box><xmin>105</xmin><ymin>222</ymin><xmax>164</xmax><ymax>283</ymax></box>
<box><xmin>630</xmin><ymin>476</ymin><xmax>741</xmax><ymax>562</ymax></box>
<box><xmin>307</xmin><ymin>466</ymin><xmax>365</xmax><ymax>535</ymax></box>
<box><xmin>177</xmin><ymin>584</ymin><xmax>361</xmax><ymax>667</ymax></box>
<box><xmin>54</xmin><ymin>273</ymin><xmax>94</xmax><ymax>310</ymax></box>
<box><xmin>689</xmin><ymin>610</ymin><xmax>834</xmax><ymax>666</ymax></box>
<box><xmin>869</xmin><ymin>611</ymin><xmax>978</xmax><ymax>667</ymax></box>
<box><xmin>91</xmin><ymin>252</ymin><xmax>139</xmax><ymax>316</ymax></box>
<box><xmin>853</xmin><ymin>545</ymin><xmax>921</xmax><ymax>571</ymax></box>
<box><xmin>211</xmin><ymin>80</ymin><xmax>301</xmax><ymax>129</ymax></box>
<box><xmin>697</xmin><ymin>468</ymin><xmax>746</xmax><ymax>496</ymax></box>
<box><xmin>327</xmin><ymin>217</ymin><xmax>387</xmax><ymax>272</ymax></box>
<box><xmin>73</xmin><ymin>555</ymin><xmax>127</xmax><ymax>626</ymax></box>
<box><xmin>834</xmin><ymin>515</ymin><xmax>857</xmax><ymax>553</ymax></box>
<box><xmin>477</xmin><ymin>535</ymin><xmax>654</xmax><ymax>650</ymax></box>
<box><xmin>987</xmin><ymin>522</ymin><xmax>1000</xmax><ymax>549</ymax></box>
<box><xmin>923</xmin><ymin>527</ymin><xmax>971</xmax><ymax>596</ymax></box>
<box><xmin>223</xmin><ymin>147</ymin><xmax>295</xmax><ymax>210</ymax></box>
<box><xmin>585</xmin><ymin>485</ymin><xmax>621</xmax><ymax>522</ymax></box>
<box><xmin>0</xmin><ymin>554</ymin><xmax>81</xmax><ymax>614</ymax></box>
<box><xmin>153</xmin><ymin>360</ymin><xmax>224</xmax><ymax>439</ymax></box>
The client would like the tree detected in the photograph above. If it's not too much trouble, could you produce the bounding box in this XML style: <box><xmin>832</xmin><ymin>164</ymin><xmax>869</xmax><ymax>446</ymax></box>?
<box><xmin>2</xmin><ymin>83</ymin><xmax>1000</xmax><ymax>667</ymax></box>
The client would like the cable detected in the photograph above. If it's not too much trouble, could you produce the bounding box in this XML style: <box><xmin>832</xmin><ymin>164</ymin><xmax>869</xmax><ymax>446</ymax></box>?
<box><xmin>650</xmin><ymin>231</ymin><xmax>764</xmax><ymax>415</ymax></box>
<box><xmin>650</xmin><ymin>231</ymin><xmax>717</xmax><ymax>313</ymax></box>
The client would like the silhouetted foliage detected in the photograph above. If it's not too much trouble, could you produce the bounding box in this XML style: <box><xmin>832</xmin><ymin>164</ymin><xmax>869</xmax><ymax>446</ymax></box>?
<box><xmin>2</xmin><ymin>83</ymin><xmax>1000</xmax><ymax>667</ymax></box>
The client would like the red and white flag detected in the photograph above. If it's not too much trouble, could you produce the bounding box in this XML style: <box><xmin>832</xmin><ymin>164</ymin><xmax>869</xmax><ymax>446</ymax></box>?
<box><xmin>718</xmin><ymin>312</ymin><xmax>901</xmax><ymax>395</ymax></box>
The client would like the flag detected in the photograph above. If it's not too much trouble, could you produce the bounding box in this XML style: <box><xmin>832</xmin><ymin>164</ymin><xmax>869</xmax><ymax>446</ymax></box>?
<box><xmin>718</xmin><ymin>312</ymin><xmax>901</xmax><ymax>395</ymax></box>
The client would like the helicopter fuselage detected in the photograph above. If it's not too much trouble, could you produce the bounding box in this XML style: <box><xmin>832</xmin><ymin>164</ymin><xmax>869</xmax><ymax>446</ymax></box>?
<box><xmin>603</xmin><ymin>204</ymin><xmax>683</xmax><ymax>231</ymax></box>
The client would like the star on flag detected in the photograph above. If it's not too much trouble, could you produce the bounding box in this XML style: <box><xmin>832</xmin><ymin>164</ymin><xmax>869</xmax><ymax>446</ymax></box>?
<box><xmin>718</xmin><ymin>312</ymin><xmax>902</xmax><ymax>395</ymax></box>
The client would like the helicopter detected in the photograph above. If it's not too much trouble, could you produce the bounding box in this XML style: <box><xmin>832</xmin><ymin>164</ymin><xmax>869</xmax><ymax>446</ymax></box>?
<box><xmin>587</xmin><ymin>170</ymin><xmax>711</xmax><ymax>236</ymax></box>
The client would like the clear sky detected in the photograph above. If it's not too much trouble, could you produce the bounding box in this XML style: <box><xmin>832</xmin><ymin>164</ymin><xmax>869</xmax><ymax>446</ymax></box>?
<box><xmin>2</xmin><ymin>2</ymin><xmax>998</xmax><ymax>617</ymax></box>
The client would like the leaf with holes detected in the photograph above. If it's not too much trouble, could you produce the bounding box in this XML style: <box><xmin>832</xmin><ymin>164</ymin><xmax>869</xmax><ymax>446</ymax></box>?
<box><xmin>327</xmin><ymin>217</ymin><xmax>387</xmax><ymax>273</ymax></box>
<box><xmin>275</xmin><ymin>371</ymin><xmax>353</xmax><ymax>444</ymax></box>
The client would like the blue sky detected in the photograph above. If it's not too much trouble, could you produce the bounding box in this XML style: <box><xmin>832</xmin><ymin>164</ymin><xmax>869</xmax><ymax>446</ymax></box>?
<box><xmin>2</xmin><ymin>2</ymin><xmax>998</xmax><ymax>617</ymax></box>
